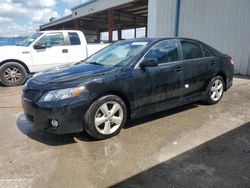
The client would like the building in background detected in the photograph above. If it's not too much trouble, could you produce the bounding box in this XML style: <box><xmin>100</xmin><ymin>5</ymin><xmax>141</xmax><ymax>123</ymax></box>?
<box><xmin>40</xmin><ymin>0</ymin><xmax>250</xmax><ymax>76</ymax></box>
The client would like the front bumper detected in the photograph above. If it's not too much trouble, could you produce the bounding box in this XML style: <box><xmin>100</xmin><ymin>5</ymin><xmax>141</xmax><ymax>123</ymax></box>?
<box><xmin>22</xmin><ymin>97</ymin><xmax>87</xmax><ymax>134</ymax></box>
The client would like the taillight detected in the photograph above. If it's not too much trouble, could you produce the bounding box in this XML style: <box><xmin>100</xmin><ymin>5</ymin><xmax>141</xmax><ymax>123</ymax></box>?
<box><xmin>229</xmin><ymin>59</ymin><xmax>235</xmax><ymax>65</ymax></box>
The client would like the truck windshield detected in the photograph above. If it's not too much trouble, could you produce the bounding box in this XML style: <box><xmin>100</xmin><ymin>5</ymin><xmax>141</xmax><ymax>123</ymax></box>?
<box><xmin>85</xmin><ymin>41</ymin><xmax>149</xmax><ymax>67</ymax></box>
<box><xmin>19</xmin><ymin>32</ymin><xmax>43</xmax><ymax>46</ymax></box>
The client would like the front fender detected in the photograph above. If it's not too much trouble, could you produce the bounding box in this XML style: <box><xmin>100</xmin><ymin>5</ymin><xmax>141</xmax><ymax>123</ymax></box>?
<box><xmin>0</xmin><ymin>46</ymin><xmax>33</xmax><ymax>72</ymax></box>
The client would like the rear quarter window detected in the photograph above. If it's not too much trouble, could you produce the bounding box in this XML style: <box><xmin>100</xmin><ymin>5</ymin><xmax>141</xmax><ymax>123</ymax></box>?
<box><xmin>68</xmin><ymin>32</ymin><xmax>81</xmax><ymax>45</ymax></box>
<box><xmin>202</xmin><ymin>46</ymin><xmax>214</xmax><ymax>57</ymax></box>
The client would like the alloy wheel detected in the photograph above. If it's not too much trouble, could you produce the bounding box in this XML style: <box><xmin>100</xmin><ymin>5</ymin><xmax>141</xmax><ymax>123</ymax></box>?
<box><xmin>4</xmin><ymin>67</ymin><xmax>22</xmax><ymax>83</ymax></box>
<box><xmin>94</xmin><ymin>101</ymin><xmax>124</xmax><ymax>135</ymax></box>
<box><xmin>210</xmin><ymin>79</ymin><xmax>223</xmax><ymax>102</ymax></box>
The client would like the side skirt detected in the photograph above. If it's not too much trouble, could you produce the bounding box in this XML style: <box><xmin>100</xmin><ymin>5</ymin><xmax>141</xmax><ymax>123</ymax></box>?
<box><xmin>131</xmin><ymin>94</ymin><xmax>207</xmax><ymax>120</ymax></box>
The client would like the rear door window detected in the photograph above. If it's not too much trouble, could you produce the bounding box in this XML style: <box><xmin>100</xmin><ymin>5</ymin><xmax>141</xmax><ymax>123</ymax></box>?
<box><xmin>68</xmin><ymin>32</ymin><xmax>81</xmax><ymax>45</ymax></box>
<box><xmin>180</xmin><ymin>40</ymin><xmax>203</xmax><ymax>60</ymax></box>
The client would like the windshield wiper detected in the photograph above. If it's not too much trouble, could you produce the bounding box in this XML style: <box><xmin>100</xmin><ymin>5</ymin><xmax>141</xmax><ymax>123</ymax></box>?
<box><xmin>87</xmin><ymin>62</ymin><xmax>103</xmax><ymax>66</ymax></box>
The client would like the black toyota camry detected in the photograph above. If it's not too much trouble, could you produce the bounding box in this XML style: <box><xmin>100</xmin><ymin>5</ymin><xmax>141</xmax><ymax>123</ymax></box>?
<box><xmin>22</xmin><ymin>38</ymin><xmax>234</xmax><ymax>139</ymax></box>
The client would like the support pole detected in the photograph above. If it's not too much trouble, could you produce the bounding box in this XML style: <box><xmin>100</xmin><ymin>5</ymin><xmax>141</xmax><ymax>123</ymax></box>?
<box><xmin>96</xmin><ymin>30</ymin><xmax>100</xmax><ymax>43</ymax></box>
<box><xmin>118</xmin><ymin>28</ymin><xmax>122</xmax><ymax>40</ymax></box>
<box><xmin>134</xmin><ymin>16</ymin><xmax>137</xmax><ymax>38</ymax></box>
<box><xmin>174</xmin><ymin>0</ymin><xmax>181</xmax><ymax>37</ymax></box>
<box><xmin>108</xmin><ymin>9</ymin><xmax>113</xmax><ymax>43</ymax></box>
<box><xmin>74</xmin><ymin>19</ymin><xmax>79</xmax><ymax>30</ymax></box>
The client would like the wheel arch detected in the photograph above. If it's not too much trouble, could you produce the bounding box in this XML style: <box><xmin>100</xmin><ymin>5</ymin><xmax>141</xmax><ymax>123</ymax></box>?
<box><xmin>89</xmin><ymin>91</ymin><xmax>131</xmax><ymax>120</ymax></box>
<box><xmin>215</xmin><ymin>72</ymin><xmax>227</xmax><ymax>91</ymax></box>
<box><xmin>0</xmin><ymin>59</ymin><xmax>30</xmax><ymax>73</ymax></box>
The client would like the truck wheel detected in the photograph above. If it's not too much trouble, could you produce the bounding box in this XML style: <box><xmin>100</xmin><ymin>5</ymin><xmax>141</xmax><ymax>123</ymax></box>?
<box><xmin>84</xmin><ymin>95</ymin><xmax>127</xmax><ymax>140</ymax></box>
<box><xmin>0</xmin><ymin>62</ymin><xmax>28</xmax><ymax>87</ymax></box>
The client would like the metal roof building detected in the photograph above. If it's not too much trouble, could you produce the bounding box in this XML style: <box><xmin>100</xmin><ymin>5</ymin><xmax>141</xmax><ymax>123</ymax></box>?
<box><xmin>40</xmin><ymin>0</ymin><xmax>250</xmax><ymax>76</ymax></box>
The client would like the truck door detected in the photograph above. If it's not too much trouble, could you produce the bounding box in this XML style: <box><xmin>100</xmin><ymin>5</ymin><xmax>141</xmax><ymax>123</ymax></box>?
<box><xmin>65</xmin><ymin>32</ymin><xmax>88</xmax><ymax>63</ymax></box>
<box><xmin>31</xmin><ymin>32</ymin><xmax>70</xmax><ymax>72</ymax></box>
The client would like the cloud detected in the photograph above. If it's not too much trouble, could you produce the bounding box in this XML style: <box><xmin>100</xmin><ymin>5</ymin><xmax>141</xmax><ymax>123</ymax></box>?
<box><xmin>31</xmin><ymin>8</ymin><xmax>59</xmax><ymax>23</ymax></box>
<box><xmin>64</xmin><ymin>8</ymin><xmax>72</xmax><ymax>16</ymax></box>
<box><xmin>0</xmin><ymin>0</ymin><xmax>58</xmax><ymax>22</ymax></box>
<box><xmin>62</xmin><ymin>0</ymin><xmax>81</xmax><ymax>6</ymax></box>
<box><xmin>0</xmin><ymin>17</ymin><xmax>13</xmax><ymax>23</ymax></box>
<box><xmin>25</xmin><ymin>0</ymin><xmax>57</xmax><ymax>8</ymax></box>
<box><xmin>62</xmin><ymin>0</ymin><xmax>90</xmax><ymax>7</ymax></box>
<box><xmin>0</xmin><ymin>0</ymin><xmax>60</xmax><ymax>37</ymax></box>
<box><xmin>0</xmin><ymin>0</ymin><xmax>91</xmax><ymax>37</ymax></box>
<box><xmin>0</xmin><ymin>1</ymin><xmax>27</xmax><ymax>16</ymax></box>
<box><xmin>0</xmin><ymin>21</ymin><xmax>39</xmax><ymax>37</ymax></box>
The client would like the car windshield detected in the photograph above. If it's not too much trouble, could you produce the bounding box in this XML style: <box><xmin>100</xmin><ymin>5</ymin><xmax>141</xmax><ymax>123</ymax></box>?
<box><xmin>18</xmin><ymin>32</ymin><xmax>43</xmax><ymax>46</ymax></box>
<box><xmin>85</xmin><ymin>40</ymin><xmax>149</xmax><ymax>67</ymax></box>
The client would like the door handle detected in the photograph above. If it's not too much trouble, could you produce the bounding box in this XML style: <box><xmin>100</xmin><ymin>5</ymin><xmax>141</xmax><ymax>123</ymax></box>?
<box><xmin>209</xmin><ymin>59</ymin><xmax>215</xmax><ymax>65</ymax></box>
<box><xmin>62</xmin><ymin>49</ymin><xmax>68</xmax><ymax>53</ymax></box>
<box><xmin>174</xmin><ymin>66</ymin><xmax>183</xmax><ymax>72</ymax></box>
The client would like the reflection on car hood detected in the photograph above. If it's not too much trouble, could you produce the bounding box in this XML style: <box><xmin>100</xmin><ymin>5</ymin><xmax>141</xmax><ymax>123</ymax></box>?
<box><xmin>27</xmin><ymin>63</ymin><xmax>114</xmax><ymax>90</ymax></box>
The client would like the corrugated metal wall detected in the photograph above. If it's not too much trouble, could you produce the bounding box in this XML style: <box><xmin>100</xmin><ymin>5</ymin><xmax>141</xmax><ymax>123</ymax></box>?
<box><xmin>178</xmin><ymin>0</ymin><xmax>250</xmax><ymax>75</ymax></box>
<box><xmin>148</xmin><ymin>0</ymin><xmax>176</xmax><ymax>37</ymax></box>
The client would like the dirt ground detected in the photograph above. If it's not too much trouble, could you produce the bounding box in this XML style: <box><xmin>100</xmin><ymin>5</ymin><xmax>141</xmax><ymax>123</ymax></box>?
<box><xmin>0</xmin><ymin>77</ymin><xmax>249</xmax><ymax>188</ymax></box>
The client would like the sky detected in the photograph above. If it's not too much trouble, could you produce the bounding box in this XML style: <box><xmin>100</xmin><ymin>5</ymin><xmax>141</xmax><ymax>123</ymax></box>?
<box><xmin>0</xmin><ymin>0</ymin><xmax>89</xmax><ymax>37</ymax></box>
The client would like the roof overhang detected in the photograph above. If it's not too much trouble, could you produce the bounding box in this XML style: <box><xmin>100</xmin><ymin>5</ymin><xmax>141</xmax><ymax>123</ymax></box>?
<box><xmin>40</xmin><ymin>0</ymin><xmax>137</xmax><ymax>30</ymax></box>
<box><xmin>40</xmin><ymin>14</ymin><xmax>73</xmax><ymax>29</ymax></box>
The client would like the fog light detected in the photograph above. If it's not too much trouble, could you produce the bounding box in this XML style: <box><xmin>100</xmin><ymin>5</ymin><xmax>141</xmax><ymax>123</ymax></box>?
<box><xmin>51</xmin><ymin>119</ymin><xmax>59</xmax><ymax>128</ymax></box>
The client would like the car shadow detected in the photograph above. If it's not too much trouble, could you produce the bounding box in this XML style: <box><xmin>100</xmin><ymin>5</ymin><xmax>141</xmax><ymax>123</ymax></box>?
<box><xmin>111</xmin><ymin>121</ymin><xmax>250</xmax><ymax>188</ymax></box>
<box><xmin>17</xmin><ymin>102</ymin><xmax>200</xmax><ymax>146</ymax></box>
<box><xmin>234</xmin><ymin>74</ymin><xmax>250</xmax><ymax>80</ymax></box>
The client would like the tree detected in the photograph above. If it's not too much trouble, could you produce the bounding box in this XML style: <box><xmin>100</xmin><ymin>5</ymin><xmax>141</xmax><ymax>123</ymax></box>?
<box><xmin>49</xmin><ymin>17</ymin><xmax>56</xmax><ymax>22</ymax></box>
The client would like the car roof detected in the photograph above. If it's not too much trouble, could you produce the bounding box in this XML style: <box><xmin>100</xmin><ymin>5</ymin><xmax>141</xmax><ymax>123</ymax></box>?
<box><xmin>124</xmin><ymin>37</ymin><xmax>222</xmax><ymax>56</ymax></box>
<box><xmin>123</xmin><ymin>37</ymin><xmax>207</xmax><ymax>44</ymax></box>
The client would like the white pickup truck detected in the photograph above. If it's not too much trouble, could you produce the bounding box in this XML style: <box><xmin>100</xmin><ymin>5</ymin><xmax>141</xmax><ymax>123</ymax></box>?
<box><xmin>0</xmin><ymin>30</ymin><xmax>109</xmax><ymax>86</ymax></box>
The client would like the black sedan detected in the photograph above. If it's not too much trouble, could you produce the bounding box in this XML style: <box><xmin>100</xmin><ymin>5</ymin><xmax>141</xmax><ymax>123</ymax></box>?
<box><xmin>22</xmin><ymin>38</ymin><xmax>234</xmax><ymax>139</ymax></box>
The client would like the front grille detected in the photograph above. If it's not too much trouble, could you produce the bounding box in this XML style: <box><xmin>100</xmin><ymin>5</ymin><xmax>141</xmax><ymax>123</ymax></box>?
<box><xmin>23</xmin><ymin>89</ymin><xmax>42</xmax><ymax>101</ymax></box>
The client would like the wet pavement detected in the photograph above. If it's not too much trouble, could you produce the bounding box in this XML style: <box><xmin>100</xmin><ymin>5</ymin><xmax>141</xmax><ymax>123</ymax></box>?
<box><xmin>0</xmin><ymin>77</ymin><xmax>249</xmax><ymax>188</ymax></box>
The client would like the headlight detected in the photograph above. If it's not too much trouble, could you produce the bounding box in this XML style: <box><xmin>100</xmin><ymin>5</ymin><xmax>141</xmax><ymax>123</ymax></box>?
<box><xmin>39</xmin><ymin>86</ymin><xmax>86</xmax><ymax>101</ymax></box>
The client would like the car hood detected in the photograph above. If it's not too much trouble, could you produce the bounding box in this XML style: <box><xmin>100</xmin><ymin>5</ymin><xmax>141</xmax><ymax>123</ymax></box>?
<box><xmin>27</xmin><ymin>63</ymin><xmax>115</xmax><ymax>90</ymax></box>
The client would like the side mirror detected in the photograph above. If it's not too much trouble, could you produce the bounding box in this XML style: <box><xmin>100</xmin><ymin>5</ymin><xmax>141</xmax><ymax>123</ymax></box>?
<box><xmin>34</xmin><ymin>43</ymin><xmax>47</xmax><ymax>49</ymax></box>
<box><xmin>140</xmin><ymin>58</ymin><xmax>158</xmax><ymax>68</ymax></box>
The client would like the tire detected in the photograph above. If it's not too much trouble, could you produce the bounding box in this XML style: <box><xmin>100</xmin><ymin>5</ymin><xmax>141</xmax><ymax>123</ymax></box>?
<box><xmin>84</xmin><ymin>95</ymin><xmax>127</xmax><ymax>140</ymax></box>
<box><xmin>205</xmin><ymin>76</ymin><xmax>225</xmax><ymax>105</ymax></box>
<box><xmin>0</xmin><ymin>62</ymin><xmax>28</xmax><ymax>87</ymax></box>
